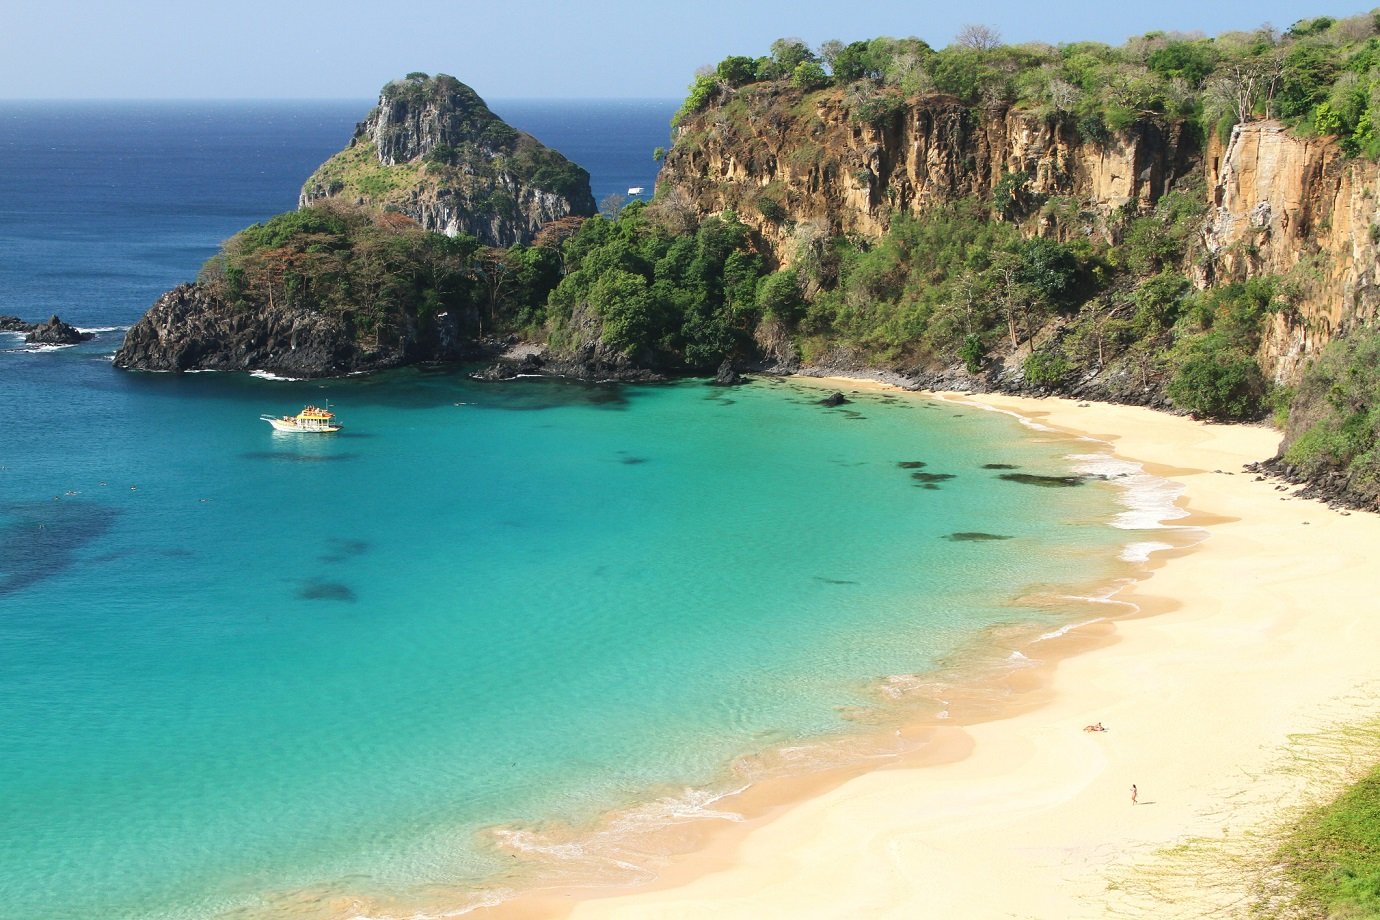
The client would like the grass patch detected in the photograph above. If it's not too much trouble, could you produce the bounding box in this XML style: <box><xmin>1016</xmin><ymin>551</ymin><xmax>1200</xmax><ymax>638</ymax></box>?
<box><xmin>1102</xmin><ymin>703</ymin><xmax>1380</xmax><ymax>918</ymax></box>
<box><xmin>306</xmin><ymin>142</ymin><xmax>421</xmax><ymax>200</ymax></box>
<box><xmin>1268</xmin><ymin>763</ymin><xmax>1380</xmax><ymax>918</ymax></box>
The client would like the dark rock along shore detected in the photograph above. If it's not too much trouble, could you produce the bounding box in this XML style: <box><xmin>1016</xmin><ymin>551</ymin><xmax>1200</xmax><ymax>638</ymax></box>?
<box><xmin>2</xmin><ymin>314</ymin><xmax>92</xmax><ymax>345</ymax></box>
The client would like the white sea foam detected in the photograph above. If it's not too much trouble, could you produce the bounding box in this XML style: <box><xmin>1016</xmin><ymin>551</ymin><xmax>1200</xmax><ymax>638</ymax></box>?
<box><xmin>486</xmin><ymin>782</ymin><xmax>748</xmax><ymax>881</ymax></box>
<box><xmin>18</xmin><ymin>343</ymin><xmax>76</xmax><ymax>353</ymax></box>
<box><xmin>1007</xmin><ymin>650</ymin><xmax>1030</xmax><ymax>661</ymax></box>
<box><xmin>1035</xmin><ymin>617</ymin><xmax>1107</xmax><ymax>642</ymax></box>
<box><xmin>250</xmin><ymin>369</ymin><xmax>304</xmax><ymax>382</ymax></box>
<box><xmin>76</xmin><ymin>325</ymin><xmax>126</xmax><ymax>334</ymax></box>
<box><xmin>1120</xmin><ymin>540</ymin><xmax>1176</xmax><ymax>563</ymax></box>
<box><xmin>1068</xmin><ymin>452</ymin><xmax>1189</xmax><ymax>530</ymax></box>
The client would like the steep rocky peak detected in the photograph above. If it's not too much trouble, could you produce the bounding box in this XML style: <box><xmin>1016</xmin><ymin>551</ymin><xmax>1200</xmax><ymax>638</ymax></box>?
<box><xmin>365</xmin><ymin>73</ymin><xmax>505</xmax><ymax>166</ymax></box>
<box><xmin>299</xmin><ymin>73</ymin><xmax>595</xmax><ymax>247</ymax></box>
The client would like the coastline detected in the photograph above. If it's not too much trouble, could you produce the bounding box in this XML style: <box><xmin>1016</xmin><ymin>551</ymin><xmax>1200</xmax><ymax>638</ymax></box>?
<box><xmin>473</xmin><ymin>381</ymin><xmax>1380</xmax><ymax>919</ymax></box>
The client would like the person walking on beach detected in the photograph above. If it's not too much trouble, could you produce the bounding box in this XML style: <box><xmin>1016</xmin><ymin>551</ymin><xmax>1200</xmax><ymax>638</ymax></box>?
<box><xmin>1131</xmin><ymin>784</ymin><xmax>1138</xmax><ymax>805</ymax></box>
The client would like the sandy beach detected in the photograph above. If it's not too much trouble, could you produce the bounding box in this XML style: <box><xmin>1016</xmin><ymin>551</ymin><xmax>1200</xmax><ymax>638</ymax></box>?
<box><xmin>506</xmin><ymin>386</ymin><xmax>1380</xmax><ymax>920</ymax></box>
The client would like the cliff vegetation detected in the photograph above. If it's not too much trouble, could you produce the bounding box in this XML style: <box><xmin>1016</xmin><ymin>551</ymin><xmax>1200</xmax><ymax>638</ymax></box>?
<box><xmin>1274</xmin><ymin>325</ymin><xmax>1380</xmax><ymax>507</ymax></box>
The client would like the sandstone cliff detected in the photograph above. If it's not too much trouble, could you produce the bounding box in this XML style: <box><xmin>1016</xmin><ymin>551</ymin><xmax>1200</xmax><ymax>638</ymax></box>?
<box><xmin>656</xmin><ymin>85</ymin><xmax>1199</xmax><ymax>267</ymax></box>
<box><xmin>299</xmin><ymin>74</ymin><xmax>596</xmax><ymax>247</ymax></box>
<box><xmin>657</xmin><ymin>83</ymin><xmax>1380</xmax><ymax>387</ymax></box>
<box><xmin>1202</xmin><ymin>120</ymin><xmax>1380</xmax><ymax>383</ymax></box>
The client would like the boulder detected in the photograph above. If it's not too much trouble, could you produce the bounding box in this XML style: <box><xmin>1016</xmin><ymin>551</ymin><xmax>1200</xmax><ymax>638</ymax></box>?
<box><xmin>25</xmin><ymin>315</ymin><xmax>92</xmax><ymax>345</ymax></box>
<box><xmin>709</xmin><ymin>358</ymin><xmax>746</xmax><ymax>386</ymax></box>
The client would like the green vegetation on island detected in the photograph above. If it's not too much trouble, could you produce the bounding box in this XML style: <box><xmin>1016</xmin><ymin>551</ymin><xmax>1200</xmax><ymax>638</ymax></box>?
<box><xmin>197</xmin><ymin>203</ymin><xmax>561</xmax><ymax>342</ymax></box>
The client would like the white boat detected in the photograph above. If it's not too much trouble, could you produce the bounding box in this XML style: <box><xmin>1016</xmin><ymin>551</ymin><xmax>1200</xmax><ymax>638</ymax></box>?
<box><xmin>260</xmin><ymin>404</ymin><xmax>342</xmax><ymax>433</ymax></box>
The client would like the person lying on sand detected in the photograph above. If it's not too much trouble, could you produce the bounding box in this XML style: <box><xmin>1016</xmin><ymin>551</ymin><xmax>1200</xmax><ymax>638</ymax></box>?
<box><xmin>1083</xmin><ymin>722</ymin><xmax>1107</xmax><ymax>732</ymax></box>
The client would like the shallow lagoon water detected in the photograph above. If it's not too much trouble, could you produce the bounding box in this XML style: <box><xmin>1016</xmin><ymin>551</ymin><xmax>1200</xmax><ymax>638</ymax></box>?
<box><xmin>0</xmin><ymin>357</ymin><xmax>1145</xmax><ymax>917</ymax></box>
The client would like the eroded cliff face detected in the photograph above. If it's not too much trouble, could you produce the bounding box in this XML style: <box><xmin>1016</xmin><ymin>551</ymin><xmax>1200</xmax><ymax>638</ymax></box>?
<box><xmin>657</xmin><ymin>86</ymin><xmax>1199</xmax><ymax>267</ymax></box>
<box><xmin>1203</xmin><ymin>121</ymin><xmax>1380</xmax><ymax>383</ymax></box>
<box><xmin>299</xmin><ymin>75</ymin><xmax>596</xmax><ymax>247</ymax></box>
<box><xmin>660</xmin><ymin>85</ymin><xmax>1380</xmax><ymax>385</ymax></box>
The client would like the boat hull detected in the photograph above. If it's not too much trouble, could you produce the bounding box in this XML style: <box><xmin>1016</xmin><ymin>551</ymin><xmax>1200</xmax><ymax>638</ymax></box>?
<box><xmin>262</xmin><ymin>416</ymin><xmax>341</xmax><ymax>433</ymax></box>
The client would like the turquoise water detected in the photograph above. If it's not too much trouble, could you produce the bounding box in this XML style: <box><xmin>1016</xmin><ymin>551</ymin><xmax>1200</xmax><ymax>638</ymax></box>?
<box><xmin>0</xmin><ymin>101</ymin><xmax>1154</xmax><ymax>918</ymax></box>
<box><xmin>0</xmin><ymin>346</ymin><xmax>1138</xmax><ymax>918</ymax></box>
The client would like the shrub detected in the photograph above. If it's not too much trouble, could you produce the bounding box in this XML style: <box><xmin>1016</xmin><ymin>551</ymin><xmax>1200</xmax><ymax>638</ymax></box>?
<box><xmin>791</xmin><ymin>61</ymin><xmax>831</xmax><ymax>92</ymax></box>
<box><xmin>1023</xmin><ymin>349</ymin><xmax>1074</xmax><ymax>386</ymax></box>
<box><xmin>674</xmin><ymin>74</ymin><xmax>720</xmax><ymax>126</ymax></box>
<box><xmin>755</xmin><ymin>188</ymin><xmax>788</xmax><ymax>223</ymax></box>
<box><xmin>1167</xmin><ymin>332</ymin><xmax>1268</xmax><ymax>419</ymax></box>
<box><xmin>715</xmin><ymin>55</ymin><xmax>759</xmax><ymax>87</ymax></box>
<box><xmin>959</xmin><ymin>333</ymin><xmax>985</xmax><ymax>372</ymax></box>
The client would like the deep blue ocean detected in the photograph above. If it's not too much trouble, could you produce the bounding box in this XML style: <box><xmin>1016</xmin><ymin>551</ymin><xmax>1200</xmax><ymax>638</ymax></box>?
<box><xmin>0</xmin><ymin>100</ymin><xmax>1165</xmax><ymax>919</ymax></box>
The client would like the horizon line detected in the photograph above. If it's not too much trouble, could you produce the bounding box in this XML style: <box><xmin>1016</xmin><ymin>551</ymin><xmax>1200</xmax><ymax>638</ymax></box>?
<box><xmin>0</xmin><ymin>95</ymin><xmax>683</xmax><ymax>103</ymax></box>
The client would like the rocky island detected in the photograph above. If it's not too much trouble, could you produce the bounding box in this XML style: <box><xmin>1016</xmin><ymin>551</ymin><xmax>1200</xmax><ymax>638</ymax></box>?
<box><xmin>2</xmin><ymin>314</ymin><xmax>93</xmax><ymax>345</ymax></box>
<box><xmin>114</xmin><ymin>74</ymin><xmax>597</xmax><ymax>378</ymax></box>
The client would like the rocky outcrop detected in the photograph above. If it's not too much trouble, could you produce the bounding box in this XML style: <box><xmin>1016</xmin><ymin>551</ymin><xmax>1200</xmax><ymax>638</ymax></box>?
<box><xmin>26</xmin><ymin>315</ymin><xmax>92</xmax><ymax>345</ymax></box>
<box><xmin>113</xmin><ymin>284</ymin><xmax>486</xmax><ymax>377</ymax></box>
<box><xmin>299</xmin><ymin>74</ymin><xmax>596</xmax><ymax>247</ymax></box>
<box><xmin>2</xmin><ymin>314</ymin><xmax>92</xmax><ymax>344</ymax></box>
<box><xmin>1201</xmin><ymin>120</ymin><xmax>1380</xmax><ymax>384</ymax></box>
<box><xmin>709</xmin><ymin>358</ymin><xmax>746</xmax><ymax>386</ymax></box>
<box><xmin>657</xmin><ymin>85</ymin><xmax>1198</xmax><ymax>268</ymax></box>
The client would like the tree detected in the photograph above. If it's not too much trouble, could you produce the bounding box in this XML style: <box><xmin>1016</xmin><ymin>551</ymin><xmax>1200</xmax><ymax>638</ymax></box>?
<box><xmin>1146</xmin><ymin>41</ymin><xmax>1219</xmax><ymax>87</ymax></box>
<box><xmin>1278</xmin><ymin>43</ymin><xmax>1338</xmax><ymax>119</ymax></box>
<box><xmin>791</xmin><ymin>61</ymin><xmax>831</xmax><ymax>92</ymax></box>
<box><xmin>471</xmin><ymin>246</ymin><xmax>518</xmax><ymax>333</ymax></box>
<box><xmin>1167</xmin><ymin>332</ymin><xmax>1267</xmax><ymax>419</ymax></box>
<box><xmin>770</xmin><ymin>38</ymin><xmax>816</xmax><ymax>74</ymax></box>
<box><xmin>715</xmin><ymin>55</ymin><xmax>759</xmax><ymax>87</ymax></box>
<box><xmin>590</xmin><ymin>269</ymin><xmax>656</xmax><ymax>355</ymax></box>
<box><xmin>1205</xmin><ymin>57</ymin><xmax>1283</xmax><ymax>124</ymax></box>
<box><xmin>756</xmin><ymin>270</ymin><xmax>803</xmax><ymax>321</ymax></box>
<box><xmin>989</xmin><ymin>253</ymin><xmax>1036</xmax><ymax>349</ymax></box>
<box><xmin>955</xmin><ymin>24</ymin><xmax>1002</xmax><ymax>52</ymax></box>
<box><xmin>819</xmin><ymin>40</ymin><xmax>846</xmax><ymax>74</ymax></box>
<box><xmin>600</xmin><ymin>193</ymin><xmax>628</xmax><ymax>218</ymax></box>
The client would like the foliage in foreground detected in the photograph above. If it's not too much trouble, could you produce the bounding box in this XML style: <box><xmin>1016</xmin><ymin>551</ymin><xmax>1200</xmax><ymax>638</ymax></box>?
<box><xmin>1266</xmin><ymin>760</ymin><xmax>1380</xmax><ymax>917</ymax></box>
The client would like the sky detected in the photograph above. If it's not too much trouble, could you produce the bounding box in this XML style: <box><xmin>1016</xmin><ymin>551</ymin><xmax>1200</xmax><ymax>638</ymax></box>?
<box><xmin>1</xmin><ymin>0</ymin><xmax>1360</xmax><ymax>100</ymax></box>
